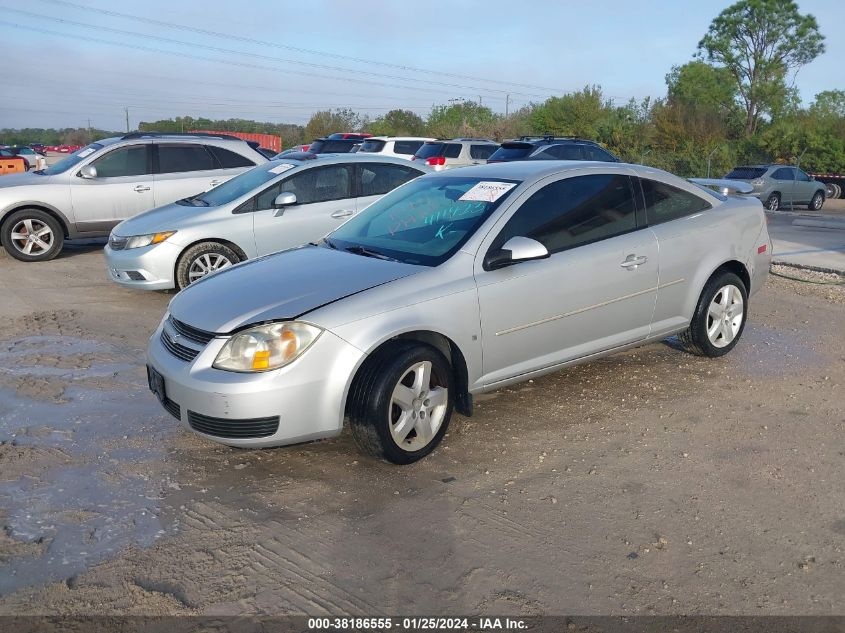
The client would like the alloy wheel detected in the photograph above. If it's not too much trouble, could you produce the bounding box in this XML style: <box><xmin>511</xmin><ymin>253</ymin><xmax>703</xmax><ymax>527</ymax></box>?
<box><xmin>9</xmin><ymin>218</ymin><xmax>53</xmax><ymax>256</ymax></box>
<box><xmin>388</xmin><ymin>360</ymin><xmax>449</xmax><ymax>451</ymax></box>
<box><xmin>187</xmin><ymin>253</ymin><xmax>232</xmax><ymax>283</ymax></box>
<box><xmin>706</xmin><ymin>284</ymin><xmax>744</xmax><ymax>348</ymax></box>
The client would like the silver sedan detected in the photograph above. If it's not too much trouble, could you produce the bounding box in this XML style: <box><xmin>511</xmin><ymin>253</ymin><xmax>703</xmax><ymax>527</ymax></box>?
<box><xmin>146</xmin><ymin>161</ymin><xmax>771</xmax><ymax>464</ymax></box>
<box><xmin>105</xmin><ymin>155</ymin><xmax>429</xmax><ymax>290</ymax></box>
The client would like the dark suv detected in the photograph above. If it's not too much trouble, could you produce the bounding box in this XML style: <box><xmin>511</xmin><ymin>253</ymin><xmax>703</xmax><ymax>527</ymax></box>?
<box><xmin>488</xmin><ymin>136</ymin><xmax>619</xmax><ymax>163</ymax></box>
<box><xmin>306</xmin><ymin>137</ymin><xmax>363</xmax><ymax>154</ymax></box>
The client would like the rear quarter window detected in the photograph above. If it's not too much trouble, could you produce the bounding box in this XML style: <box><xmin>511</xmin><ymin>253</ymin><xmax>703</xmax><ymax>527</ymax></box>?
<box><xmin>393</xmin><ymin>140</ymin><xmax>424</xmax><ymax>155</ymax></box>
<box><xmin>489</xmin><ymin>144</ymin><xmax>533</xmax><ymax>160</ymax></box>
<box><xmin>444</xmin><ymin>144</ymin><xmax>462</xmax><ymax>159</ymax></box>
<box><xmin>470</xmin><ymin>144</ymin><xmax>497</xmax><ymax>159</ymax></box>
<box><xmin>640</xmin><ymin>179</ymin><xmax>712</xmax><ymax>226</ymax></box>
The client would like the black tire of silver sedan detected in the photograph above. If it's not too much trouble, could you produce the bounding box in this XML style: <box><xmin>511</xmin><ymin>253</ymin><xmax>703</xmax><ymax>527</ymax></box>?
<box><xmin>175</xmin><ymin>241</ymin><xmax>241</xmax><ymax>289</ymax></box>
<box><xmin>1</xmin><ymin>208</ymin><xmax>64</xmax><ymax>262</ymax></box>
<box><xmin>809</xmin><ymin>191</ymin><xmax>824</xmax><ymax>211</ymax></box>
<box><xmin>349</xmin><ymin>343</ymin><xmax>454</xmax><ymax>464</ymax></box>
<box><xmin>765</xmin><ymin>193</ymin><xmax>780</xmax><ymax>211</ymax></box>
<box><xmin>679</xmin><ymin>272</ymin><xmax>748</xmax><ymax>358</ymax></box>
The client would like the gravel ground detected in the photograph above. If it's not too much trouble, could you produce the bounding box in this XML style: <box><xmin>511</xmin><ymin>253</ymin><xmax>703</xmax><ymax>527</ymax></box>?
<box><xmin>0</xmin><ymin>246</ymin><xmax>844</xmax><ymax>616</ymax></box>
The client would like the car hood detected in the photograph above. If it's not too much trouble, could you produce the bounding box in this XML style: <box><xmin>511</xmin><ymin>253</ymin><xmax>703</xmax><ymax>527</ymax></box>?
<box><xmin>0</xmin><ymin>171</ymin><xmax>53</xmax><ymax>189</ymax></box>
<box><xmin>168</xmin><ymin>245</ymin><xmax>422</xmax><ymax>333</ymax></box>
<box><xmin>113</xmin><ymin>200</ymin><xmax>215</xmax><ymax>236</ymax></box>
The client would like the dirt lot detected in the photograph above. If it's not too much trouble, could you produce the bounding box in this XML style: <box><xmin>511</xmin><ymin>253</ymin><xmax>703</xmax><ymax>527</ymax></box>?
<box><xmin>0</xmin><ymin>241</ymin><xmax>844</xmax><ymax>616</ymax></box>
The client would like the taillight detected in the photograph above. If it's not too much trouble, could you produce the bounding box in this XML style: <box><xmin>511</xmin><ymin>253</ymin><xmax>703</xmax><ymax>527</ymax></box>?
<box><xmin>426</xmin><ymin>156</ymin><xmax>446</xmax><ymax>166</ymax></box>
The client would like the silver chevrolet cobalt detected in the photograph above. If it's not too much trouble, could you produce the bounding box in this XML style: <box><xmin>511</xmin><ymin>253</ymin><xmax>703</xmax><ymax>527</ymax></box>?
<box><xmin>147</xmin><ymin>161</ymin><xmax>771</xmax><ymax>464</ymax></box>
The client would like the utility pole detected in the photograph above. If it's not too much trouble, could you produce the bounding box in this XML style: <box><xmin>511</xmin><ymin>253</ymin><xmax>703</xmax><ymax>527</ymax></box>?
<box><xmin>706</xmin><ymin>146</ymin><xmax>719</xmax><ymax>178</ymax></box>
<box><xmin>124</xmin><ymin>107</ymin><xmax>130</xmax><ymax>133</ymax></box>
<box><xmin>505</xmin><ymin>94</ymin><xmax>510</xmax><ymax>117</ymax></box>
<box><xmin>478</xmin><ymin>95</ymin><xmax>482</xmax><ymax>106</ymax></box>
<box><xmin>87</xmin><ymin>118</ymin><xmax>92</xmax><ymax>142</ymax></box>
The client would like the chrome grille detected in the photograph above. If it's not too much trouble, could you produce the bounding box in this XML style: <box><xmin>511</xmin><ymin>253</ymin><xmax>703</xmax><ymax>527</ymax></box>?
<box><xmin>160</xmin><ymin>330</ymin><xmax>199</xmax><ymax>361</ymax></box>
<box><xmin>168</xmin><ymin>316</ymin><xmax>215</xmax><ymax>345</ymax></box>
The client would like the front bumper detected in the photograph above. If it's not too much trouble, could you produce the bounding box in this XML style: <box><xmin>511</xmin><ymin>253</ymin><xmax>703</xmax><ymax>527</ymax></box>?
<box><xmin>146</xmin><ymin>318</ymin><xmax>365</xmax><ymax>447</ymax></box>
<box><xmin>104</xmin><ymin>242</ymin><xmax>181</xmax><ymax>290</ymax></box>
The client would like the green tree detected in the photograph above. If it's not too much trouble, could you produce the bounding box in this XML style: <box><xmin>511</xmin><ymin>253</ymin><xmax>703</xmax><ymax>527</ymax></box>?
<box><xmin>425</xmin><ymin>101</ymin><xmax>495</xmax><ymax>138</ymax></box>
<box><xmin>529</xmin><ymin>86</ymin><xmax>610</xmax><ymax>138</ymax></box>
<box><xmin>666</xmin><ymin>61</ymin><xmax>737</xmax><ymax>113</ymax></box>
<box><xmin>366</xmin><ymin>109</ymin><xmax>426</xmax><ymax>136</ymax></box>
<box><xmin>697</xmin><ymin>0</ymin><xmax>825</xmax><ymax>136</ymax></box>
<box><xmin>304</xmin><ymin>108</ymin><xmax>367</xmax><ymax>140</ymax></box>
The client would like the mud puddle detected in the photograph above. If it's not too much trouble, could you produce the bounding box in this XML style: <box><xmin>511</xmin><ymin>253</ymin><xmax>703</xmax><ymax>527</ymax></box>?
<box><xmin>0</xmin><ymin>335</ymin><xmax>179</xmax><ymax>595</ymax></box>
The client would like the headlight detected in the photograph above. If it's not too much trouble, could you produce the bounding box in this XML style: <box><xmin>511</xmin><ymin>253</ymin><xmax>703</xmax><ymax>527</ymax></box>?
<box><xmin>125</xmin><ymin>231</ymin><xmax>176</xmax><ymax>249</ymax></box>
<box><xmin>213</xmin><ymin>322</ymin><xmax>322</xmax><ymax>372</ymax></box>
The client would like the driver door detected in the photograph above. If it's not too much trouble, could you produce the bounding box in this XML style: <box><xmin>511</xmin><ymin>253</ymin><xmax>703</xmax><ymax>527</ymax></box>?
<box><xmin>474</xmin><ymin>172</ymin><xmax>658</xmax><ymax>386</ymax></box>
<box><xmin>251</xmin><ymin>164</ymin><xmax>355</xmax><ymax>256</ymax></box>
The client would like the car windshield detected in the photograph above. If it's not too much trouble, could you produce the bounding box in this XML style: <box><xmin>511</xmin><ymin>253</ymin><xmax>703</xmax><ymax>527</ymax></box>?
<box><xmin>38</xmin><ymin>143</ymin><xmax>104</xmax><ymax>175</ymax></box>
<box><xmin>725</xmin><ymin>167</ymin><xmax>767</xmax><ymax>180</ymax></box>
<box><xmin>189</xmin><ymin>162</ymin><xmax>292</xmax><ymax>207</ymax></box>
<box><xmin>359</xmin><ymin>139</ymin><xmax>386</xmax><ymax>153</ymax></box>
<box><xmin>326</xmin><ymin>176</ymin><xmax>521</xmax><ymax>266</ymax></box>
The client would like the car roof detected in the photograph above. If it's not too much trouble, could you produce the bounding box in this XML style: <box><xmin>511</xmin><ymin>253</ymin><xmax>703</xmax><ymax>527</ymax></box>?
<box><xmin>267</xmin><ymin>154</ymin><xmax>430</xmax><ymax>168</ymax></box>
<box><xmin>365</xmin><ymin>136</ymin><xmax>436</xmax><ymax>142</ymax></box>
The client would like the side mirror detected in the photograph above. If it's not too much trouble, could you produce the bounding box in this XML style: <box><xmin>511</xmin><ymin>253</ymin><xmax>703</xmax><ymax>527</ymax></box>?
<box><xmin>79</xmin><ymin>164</ymin><xmax>97</xmax><ymax>179</ymax></box>
<box><xmin>484</xmin><ymin>236</ymin><xmax>549</xmax><ymax>270</ymax></box>
<box><xmin>273</xmin><ymin>192</ymin><xmax>297</xmax><ymax>208</ymax></box>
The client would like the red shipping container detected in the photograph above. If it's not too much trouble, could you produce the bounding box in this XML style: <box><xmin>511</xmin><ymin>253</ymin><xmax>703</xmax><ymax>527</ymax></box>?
<box><xmin>190</xmin><ymin>130</ymin><xmax>282</xmax><ymax>153</ymax></box>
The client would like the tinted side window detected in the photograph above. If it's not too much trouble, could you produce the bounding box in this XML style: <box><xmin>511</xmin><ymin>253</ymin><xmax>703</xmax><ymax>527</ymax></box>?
<box><xmin>393</xmin><ymin>140</ymin><xmax>424</xmax><ymax>155</ymax></box>
<box><xmin>470</xmin><ymin>144</ymin><xmax>496</xmax><ymax>159</ymax></box>
<box><xmin>492</xmin><ymin>174</ymin><xmax>638</xmax><ymax>255</ymax></box>
<box><xmin>208</xmin><ymin>146</ymin><xmax>255</xmax><ymax>168</ymax></box>
<box><xmin>255</xmin><ymin>165</ymin><xmax>353</xmax><ymax>207</ymax></box>
<box><xmin>444</xmin><ymin>144</ymin><xmax>462</xmax><ymax>158</ymax></box>
<box><xmin>772</xmin><ymin>168</ymin><xmax>793</xmax><ymax>180</ymax></box>
<box><xmin>157</xmin><ymin>144</ymin><xmax>216</xmax><ymax>173</ymax></box>
<box><xmin>796</xmin><ymin>168</ymin><xmax>811</xmax><ymax>181</ymax></box>
<box><xmin>640</xmin><ymin>179</ymin><xmax>711</xmax><ymax>225</ymax></box>
<box><xmin>583</xmin><ymin>145</ymin><xmax>617</xmax><ymax>162</ymax></box>
<box><xmin>323</xmin><ymin>141</ymin><xmax>354</xmax><ymax>153</ymax></box>
<box><xmin>553</xmin><ymin>144</ymin><xmax>583</xmax><ymax>160</ymax></box>
<box><xmin>359</xmin><ymin>163</ymin><xmax>422</xmax><ymax>197</ymax></box>
<box><xmin>92</xmin><ymin>145</ymin><xmax>149</xmax><ymax>177</ymax></box>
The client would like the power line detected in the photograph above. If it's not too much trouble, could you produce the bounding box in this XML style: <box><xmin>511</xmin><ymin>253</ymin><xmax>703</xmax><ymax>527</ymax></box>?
<box><xmin>33</xmin><ymin>0</ymin><xmax>567</xmax><ymax>94</ymax></box>
<box><xmin>3</xmin><ymin>7</ymin><xmax>550</xmax><ymax>99</ymax></box>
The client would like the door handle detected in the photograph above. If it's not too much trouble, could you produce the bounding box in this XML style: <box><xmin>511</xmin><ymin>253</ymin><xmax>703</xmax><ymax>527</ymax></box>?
<box><xmin>133</xmin><ymin>185</ymin><xmax>151</xmax><ymax>193</ymax></box>
<box><xmin>620</xmin><ymin>254</ymin><xmax>648</xmax><ymax>269</ymax></box>
<box><xmin>331</xmin><ymin>209</ymin><xmax>354</xmax><ymax>218</ymax></box>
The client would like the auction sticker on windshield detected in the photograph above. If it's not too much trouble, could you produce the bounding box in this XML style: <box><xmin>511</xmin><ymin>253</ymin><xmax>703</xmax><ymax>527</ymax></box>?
<box><xmin>459</xmin><ymin>181</ymin><xmax>516</xmax><ymax>202</ymax></box>
<box><xmin>270</xmin><ymin>163</ymin><xmax>296</xmax><ymax>174</ymax></box>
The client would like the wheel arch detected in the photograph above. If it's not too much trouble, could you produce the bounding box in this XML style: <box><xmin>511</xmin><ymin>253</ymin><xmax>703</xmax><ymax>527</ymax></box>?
<box><xmin>343</xmin><ymin>329</ymin><xmax>473</xmax><ymax>418</ymax></box>
<box><xmin>1</xmin><ymin>203</ymin><xmax>72</xmax><ymax>239</ymax></box>
<box><xmin>173</xmin><ymin>237</ymin><xmax>249</xmax><ymax>280</ymax></box>
<box><xmin>706</xmin><ymin>259</ymin><xmax>751</xmax><ymax>295</ymax></box>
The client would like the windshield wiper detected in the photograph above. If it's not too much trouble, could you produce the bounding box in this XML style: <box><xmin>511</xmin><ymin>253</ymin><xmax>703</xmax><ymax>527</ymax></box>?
<box><xmin>343</xmin><ymin>245</ymin><xmax>397</xmax><ymax>261</ymax></box>
<box><xmin>320</xmin><ymin>237</ymin><xmax>338</xmax><ymax>250</ymax></box>
<box><xmin>177</xmin><ymin>195</ymin><xmax>209</xmax><ymax>207</ymax></box>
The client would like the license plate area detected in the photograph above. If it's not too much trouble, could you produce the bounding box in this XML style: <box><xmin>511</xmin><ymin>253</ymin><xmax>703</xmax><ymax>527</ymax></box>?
<box><xmin>147</xmin><ymin>364</ymin><xmax>166</xmax><ymax>405</ymax></box>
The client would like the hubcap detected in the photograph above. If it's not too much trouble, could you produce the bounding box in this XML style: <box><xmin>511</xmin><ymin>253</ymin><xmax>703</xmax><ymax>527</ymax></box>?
<box><xmin>188</xmin><ymin>253</ymin><xmax>233</xmax><ymax>283</ymax></box>
<box><xmin>813</xmin><ymin>194</ymin><xmax>822</xmax><ymax>210</ymax></box>
<box><xmin>767</xmin><ymin>196</ymin><xmax>779</xmax><ymax>211</ymax></box>
<box><xmin>706</xmin><ymin>284</ymin><xmax>744</xmax><ymax>348</ymax></box>
<box><xmin>10</xmin><ymin>218</ymin><xmax>53</xmax><ymax>256</ymax></box>
<box><xmin>389</xmin><ymin>360</ymin><xmax>448</xmax><ymax>451</ymax></box>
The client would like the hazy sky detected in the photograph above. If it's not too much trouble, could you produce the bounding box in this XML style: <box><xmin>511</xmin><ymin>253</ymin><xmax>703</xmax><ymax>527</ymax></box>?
<box><xmin>1</xmin><ymin>0</ymin><xmax>842</xmax><ymax>131</ymax></box>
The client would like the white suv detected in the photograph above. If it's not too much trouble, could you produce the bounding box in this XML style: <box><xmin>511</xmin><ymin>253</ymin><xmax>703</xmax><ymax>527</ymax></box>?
<box><xmin>356</xmin><ymin>136</ymin><xmax>435</xmax><ymax>160</ymax></box>
<box><xmin>0</xmin><ymin>133</ymin><xmax>267</xmax><ymax>262</ymax></box>
<box><xmin>411</xmin><ymin>138</ymin><xmax>499</xmax><ymax>171</ymax></box>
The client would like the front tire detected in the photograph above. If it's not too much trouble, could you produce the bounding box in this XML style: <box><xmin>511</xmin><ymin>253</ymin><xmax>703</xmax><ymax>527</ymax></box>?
<box><xmin>809</xmin><ymin>191</ymin><xmax>824</xmax><ymax>211</ymax></box>
<box><xmin>349</xmin><ymin>343</ymin><xmax>454</xmax><ymax>464</ymax></box>
<box><xmin>1</xmin><ymin>209</ymin><xmax>64</xmax><ymax>262</ymax></box>
<box><xmin>679</xmin><ymin>272</ymin><xmax>748</xmax><ymax>358</ymax></box>
<box><xmin>765</xmin><ymin>193</ymin><xmax>780</xmax><ymax>211</ymax></box>
<box><xmin>175</xmin><ymin>241</ymin><xmax>241</xmax><ymax>289</ymax></box>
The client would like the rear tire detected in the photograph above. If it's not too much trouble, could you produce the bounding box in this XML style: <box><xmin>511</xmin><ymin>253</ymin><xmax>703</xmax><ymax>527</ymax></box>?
<box><xmin>349</xmin><ymin>342</ymin><xmax>454</xmax><ymax>464</ymax></box>
<box><xmin>809</xmin><ymin>191</ymin><xmax>824</xmax><ymax>211</ymax></box>
<box><xmin>175</xmin><ymin>241</ymin><xmax>241</xmax><ymax>290</ymax></box>
<box><xmin>1</xmin><ymin>208</ymin><xmax>64</xmax><ymax>262</ymax></box>
<box><xmin>679</xmin><ymin>271</ymin><xmax>748</xmax><ymax>358</ymax></box>
<box><xmin>765</xmin><ymin>193</ymin><xmax>780</xmax><ymax>211</ymax></box>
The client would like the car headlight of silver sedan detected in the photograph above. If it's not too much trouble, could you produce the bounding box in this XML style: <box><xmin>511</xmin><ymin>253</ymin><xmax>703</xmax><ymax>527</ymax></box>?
<box><xmin>213</xmin><ymin>322</ymin><xmax>322</xmax><ymax>372</ymax></box>
<box><xmin>124</xmin><ymin>231</ymin><xmax>177</xmax><ymax>249</ymax></box>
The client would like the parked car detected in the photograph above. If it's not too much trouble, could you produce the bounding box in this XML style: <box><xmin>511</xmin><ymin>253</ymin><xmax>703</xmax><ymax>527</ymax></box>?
<box><xmin>357</xmin><ymin>136</ymin><xmax>436</xmax><ymax>160</ymax></box>
<box><xmin>146</xmin><ymin>161</ymin><xmax>771</xmax><ymax>463</ymax></box>
<box><xmin>0</xmin><ymin>132</ymin><xmax>268</xmax><ymax>262</ymax></box>
<box><xmin>487</xmin><ymin>136</ymin><xmax>619</xmax><ymax>163</ymax></box>
<box><xmin>29</xmin><ymin>143</ymin><xmax>48</xmax><ymax>154</ymax></box>
<box><xmin>105</xmin><ymin>155</ymin><xmax>429</xmax><ymax>290</ymax></box>
<box><xmin>11</xmin><ymin>146</ymin><xmax>46</xmax><ymax>171</ymax></box>
<box><xmin>723</xmin><ymin>164</ymin><xmax>826</xmax><ymax>211</ymax></box>
<box><xmin>411</xmin><ymin>138</ymin><xmax>499</xmax><ymax>170</ymax></box>
<box><xmin>307</xmin><ymin>137</ymin><xmax>364</xmax><ymax>154</ymax></box>
<box><xmin>327</xmin><ymin>133</ymin><xmax>372</xmax><ymax>140</ymax></box>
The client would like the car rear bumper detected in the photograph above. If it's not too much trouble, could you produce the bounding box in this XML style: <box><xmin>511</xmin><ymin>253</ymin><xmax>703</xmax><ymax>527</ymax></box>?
<box><xmin>104</xmin><ymin>242</ymin><xmax>180</xmax><ymax>290</ymax></box>
<box><xmin>145</xmin><ymin>318</ymin><xmax>364</xmax><ymax>447</ymax></box>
